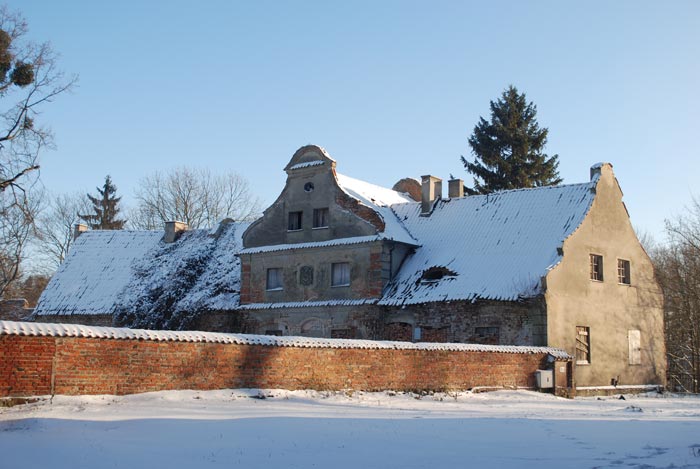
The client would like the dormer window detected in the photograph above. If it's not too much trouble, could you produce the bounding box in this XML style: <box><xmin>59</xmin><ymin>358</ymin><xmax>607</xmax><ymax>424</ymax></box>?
<box><xmin>288</xmin><ymin>211</ymin><xmax>302</xmax><ymax>231</ymax></box>
<box><xmin>419</xmin><ymin>266</ymin><xmax>457</xmax><ymax>284</ymax></box>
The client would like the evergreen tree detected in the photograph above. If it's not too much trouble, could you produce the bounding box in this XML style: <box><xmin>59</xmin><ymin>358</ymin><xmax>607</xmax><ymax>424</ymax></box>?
<box><xmin>461</xmin><ymin>86</ymin><xmax>562</xmax><ymax>195</ymax></box>
<box><xmin>79</xmin><ymin>176</ymin><xmax>126</xmax><ymax>230</ymax></box>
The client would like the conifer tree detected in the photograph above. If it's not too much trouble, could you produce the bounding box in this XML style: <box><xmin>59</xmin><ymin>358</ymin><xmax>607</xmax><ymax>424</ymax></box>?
<box><xmin>79</xmin><ymin>175</ymin><xmax>126</xmax><ymax>230</ymax></box>
<box><xmin>461</xmin><ymin>86</ymin><xmax>562</xmax><ymax>195</ymax></box>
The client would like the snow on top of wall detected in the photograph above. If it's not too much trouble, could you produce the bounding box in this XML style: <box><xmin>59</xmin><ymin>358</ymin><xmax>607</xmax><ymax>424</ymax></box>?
<box><xmin>238</xmin><ymin>298</ymin><xmax>377</xmax><ymax>310</ymax></box>
<box><xmin>335</xmin><ymin>173</ymin><xmax>417</xmax><ymax>245</ymax></box>
<box><xmin>0</xmin><ymin>320</ymin><xmax>571</xmax><ymax>358</ymax></box>
<box><xmin>288</xmin><ymin>160</ymin><xmax>325</xmax><ymax>170</ymax></box>
<box><xmin>380</xmin><ymin>181</ymin><xmax>597</xmax><ymax>305</ymax></box>
<box><xmin>239</xmin><ymin>235</ymin><xmax>384</xmax><ymax>255</ymax></box>
<box><xmin>34</xmin><ymin>231</ymin><xmax>163</xmax><ymax>316</ymax></box>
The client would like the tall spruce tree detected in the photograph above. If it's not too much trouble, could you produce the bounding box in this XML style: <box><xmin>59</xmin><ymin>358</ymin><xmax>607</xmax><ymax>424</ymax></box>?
<box><xmin>79</xmin><ymin>175</ymin><xmax>126</xmax><ymax>230</ymax></box>
<box><xmin>461</xmin><ymin>86</ymin><xmax>562</xmax><ymax>195</ymax></box>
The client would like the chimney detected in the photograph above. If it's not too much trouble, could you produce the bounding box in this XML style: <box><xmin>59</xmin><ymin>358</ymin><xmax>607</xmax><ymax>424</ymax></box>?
<box><xmin>73</xmin><ymin>223</ymin><xmax>87</xmax><ymax>241</ymax></box>
<box><xmin>421</xmin><ymin>175</ymin><xmax>442</xmax><ymax>215</ymax></box>
<box><xmin>448</xmin><ymin>178</ymin><xmax>464</xmax><ymax>198</ymax></box>
<box><xmin>590</xmin><ymin>162</ymin><xmax>612</xmax><ymax>181</ymax></box>
<box><xmin>164</xmin><ymin>221</ymin><xmax>188</xmax><ymax>243</ymax></box>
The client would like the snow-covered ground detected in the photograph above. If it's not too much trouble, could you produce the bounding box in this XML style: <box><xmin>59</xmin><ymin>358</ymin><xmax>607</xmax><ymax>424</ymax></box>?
<box><xmin>1</xmin><ymin>389</ymin><xmax>699</xmax><ymax>468</ymax></box>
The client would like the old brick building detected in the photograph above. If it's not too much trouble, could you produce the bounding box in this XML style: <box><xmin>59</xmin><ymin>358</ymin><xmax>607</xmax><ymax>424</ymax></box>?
<box><xmin>33</xmin><ymin>145</ymin><xmax>665</xmax><ymax>389</ymax></box>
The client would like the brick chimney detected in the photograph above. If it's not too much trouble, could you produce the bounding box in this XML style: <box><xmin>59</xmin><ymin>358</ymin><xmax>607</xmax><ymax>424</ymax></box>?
<box><xmin>448</xmin><ymin>178</ymin><xmax>464</xmax><ymax>198</ymax></box>
<box><xmin>421</xmin><ymin>175</ymin><xmax>442</xmax><ymax>216</ymax></box>
<box><xmin>73</xmin><ymin>223</ymin><xmax>88</xmax><ymax>241</ymax></box>
<box><xmin>164</xmin><ymin>221</ymin><xmax>188</xmax><ymax>243</ymax></box>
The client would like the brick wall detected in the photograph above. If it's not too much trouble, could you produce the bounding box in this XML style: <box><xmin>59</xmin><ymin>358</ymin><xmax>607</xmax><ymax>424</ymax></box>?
<box><xmin>0</xmin><ymin>331</ymin><xmax>562</xmax><ymax>398</ymax></box>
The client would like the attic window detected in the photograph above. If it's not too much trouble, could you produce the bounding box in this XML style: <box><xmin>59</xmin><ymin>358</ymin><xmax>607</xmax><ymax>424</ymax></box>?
<box><xmin>304</xmin><ymin>182</ymin><xmax>315</xmax><ymax>192</ymax></box>
<box><xmin>420</xmin><ymin>266</ymin><xmax>457</xmax><ymax>283</ymax></box>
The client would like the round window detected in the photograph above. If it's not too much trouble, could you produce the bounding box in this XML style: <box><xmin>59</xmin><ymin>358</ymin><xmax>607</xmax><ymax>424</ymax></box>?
<box><xmin>304</xmin><ymin>182</ymin><xmax>315</xmax><ymax>192</ymax></box>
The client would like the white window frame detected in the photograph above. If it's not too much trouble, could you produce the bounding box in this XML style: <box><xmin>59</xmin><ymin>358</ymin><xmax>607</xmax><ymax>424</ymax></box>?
<box><xmin>617</xmin><ymin>259</ymin><xmax>631</xmax><ymax>285</ymax></box>
<box><xmin>590</xmin><ymin>254</ymin><xmax>604</xmax><ymax>282</ymax></box>
<box><xmin>266</xmin><ymin>268</ymin><xmax>284</xmax><ymax>291</ymax></box>
<box><xmin>331</xmin><ymin>262</ymin><xmax>350</xmax><ymax>287</ymax></box>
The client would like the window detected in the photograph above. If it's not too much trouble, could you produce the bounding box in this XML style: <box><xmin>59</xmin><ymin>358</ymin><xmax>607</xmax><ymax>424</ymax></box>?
<box><xmin>266</xmin><ymin>268</ymin><xmax>283</xmax><ymax>291</ymax></box>
<box><xmin>618</xmin><ymin>259</ymin><xmax>631</xmax><ymax>285</ymax></box>
<box><xmin>590</xmin><ymin>254</ymin><xmax>604</xmax><ymax>281</ymax></box>
<box><xmin>313</xmin><ymin>208</ymin><xmax>329</xmax><ymax>228</ymax></box>
<box><xmin>331</xmin><ymin>262</ymin><xmax>350</xmax><ymax>287</ymax></box>
<box><xmin>628</xmin><ymin>330</ymin><xmax>641</xmax><ymax>365</ymax></box>
<box><xmin>576</xmin><ymin>326</ymin><xmax>591</xmax><ymax>364</ymax></box>
<box><xmin>475</xmin><ymin>326</ymin><xmax>500</xmax><ymax>345</ymax></box>
<box><xmin>288</xmin><ymin>211</ymin><xmax>302</xmax><ymax>231</ymax></box>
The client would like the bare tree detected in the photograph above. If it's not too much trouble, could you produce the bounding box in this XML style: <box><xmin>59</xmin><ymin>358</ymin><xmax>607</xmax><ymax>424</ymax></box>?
<box><xmin>131</xmin><ymin>167</ymin><xmax>261</xmax><ymax>229</ymax></box>
<box><xmin>0</xmin><ymin>6</ymin><xmax>75</xmax><ymax>196</ymax></box>
<box><xmin>654</xmin><ymin>199</ymin><xmax>700</xmax><ymax>393</ymax></box>
<box><xmin>0</xmin><ymin>7</ymin><xmax>75</xmax><ymax>295</ymax></box>
<box><xmin>0</xmin><ymin>186</ymin><xmax>41</xmax><ymax>295</ymax></box>
<box><xmin>34</xmin><ymin>191</ymin><xmax>91</xmax><ymax>269</ymax></box>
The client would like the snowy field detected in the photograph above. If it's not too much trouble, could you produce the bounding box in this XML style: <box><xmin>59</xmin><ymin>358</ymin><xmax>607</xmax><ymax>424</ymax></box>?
<box><xmin>1</xmin><ymin>389</ymin><xmax>700</xmax><ymax>469</ymax></box>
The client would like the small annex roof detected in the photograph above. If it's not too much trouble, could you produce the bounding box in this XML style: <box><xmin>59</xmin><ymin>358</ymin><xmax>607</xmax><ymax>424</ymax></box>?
<box><xmin>34</xmin><ymin>230</ymin><xmax>163</xmax><ymax>317</ymax></box>
<box><xmin>380</xmin><ymin>181</ymin><xmax>597</xmax><ymax>305</ymax></box>
<box><xmin>335</xmin><ymin>172</ymin><xmax>418</xmax><ymax>246</ymax></box>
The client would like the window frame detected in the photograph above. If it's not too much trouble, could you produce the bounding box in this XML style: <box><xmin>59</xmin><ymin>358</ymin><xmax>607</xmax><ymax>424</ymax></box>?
<box><xmin>617</xmin><ymin>258</ymin><xmax>631</xmax><ymax>285</ymax></box>
<box><xmin>287</xmin><ymin>211</ymin><xmax>303</xmax><ymax>231</ymax></box>
<box><xmin>576</xmin><ymin>326</ymin><xmax>591</xmax><ymax>365</ymax></box>
<box><xmin>589</xmin><ymin>254</ymin><xmax>604</xmax><ymax>282</ymax></box>
<box><xmin>312</xmin><ymin>207</ymin><xmax>329</xmax><ymax>229</ymax></box>
<box><xmin>266</xmin><ymin>267</ymin><xmax>284</xmax><ymax>291</ymax></box>
<box><xmin>330</xmin><ymin>262</ymin><xmax>351</xmax><ymax>287</ymax></box>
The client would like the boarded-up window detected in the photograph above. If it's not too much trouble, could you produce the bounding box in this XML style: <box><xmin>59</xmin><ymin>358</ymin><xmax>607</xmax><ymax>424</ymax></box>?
<box><xmin>475</xmin><ymin>326</ymin><xmax>500</xmax><ymax>345</ymax></box>
<box><xmin>628</xmin><ymin>330</ymin><xmax>641</xmax><ymax>365</ymax></box>
<box><xmin>576</xmin><ymin>326</ymin><xmax>590</xmax><ymax>364</ymax></box>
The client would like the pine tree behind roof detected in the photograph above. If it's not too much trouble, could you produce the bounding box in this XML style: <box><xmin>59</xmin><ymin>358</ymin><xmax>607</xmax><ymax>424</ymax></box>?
<box><xmin>79</xmin><ymin>175</ymin><xmax>126</xmax><ymax>230</ymax></box>
<box><xmin>461</xmin><ymin>85</ymin><xmax>562</xmax><ymax>195</ymax></box>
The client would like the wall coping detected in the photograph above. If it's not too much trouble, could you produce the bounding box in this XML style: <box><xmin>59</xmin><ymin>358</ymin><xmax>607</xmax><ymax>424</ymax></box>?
<box><xmin>0</xmin><ymin>320</ymin><xmax>572</xmax><ymax>359</ymax></box>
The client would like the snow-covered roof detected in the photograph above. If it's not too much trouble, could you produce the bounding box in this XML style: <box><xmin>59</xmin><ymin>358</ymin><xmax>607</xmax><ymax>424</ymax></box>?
<box><xmin>35</xmin><ymin>162</ymin><xmax>599</xmax><ymax>320</ymax></box>
<box><xmin>0</xmin><ymin>320</ymin><xmax>571</xmax><ymax>358</ymax></box>
<box><xmin>35</xmin><ymin>222</ymin><xmax>249</xmax><ymax>329</ymax></box>
<box><xmin>239</xmin><ymin>235</ymin><xmax>385</xmax><ymax>255</ymax></box>
<box><xmin>34</xmin><ymin>231</ymin><xmax>163</xmax><ymax>316</ymax></box>
<box><xmin>380</xmin><ymin>181</ymin><xmax>596</xmax><ymax>305</ymax></box>
<box><xmin>335</xmin><ymin>173</ymin><xmax>417</xmax><ymax>245</ymax></box>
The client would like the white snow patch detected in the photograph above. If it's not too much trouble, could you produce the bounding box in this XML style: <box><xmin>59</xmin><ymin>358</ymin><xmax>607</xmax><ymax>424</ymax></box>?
<box><xmin>288</xmin><ymin>160</ymin><xmax>325</xmax><ymax>170</ymax></box>
<box><xmin>1</xmin><ymin>390</ymin><xmax>699</xmax><ymax>469</ymax></box>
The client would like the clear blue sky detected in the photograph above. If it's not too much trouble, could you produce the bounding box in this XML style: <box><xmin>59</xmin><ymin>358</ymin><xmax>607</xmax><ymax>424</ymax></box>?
<box><xmin>8</xmin><ymin>0</ymin><xmax>700</xmax><ymax>241</ymax></box>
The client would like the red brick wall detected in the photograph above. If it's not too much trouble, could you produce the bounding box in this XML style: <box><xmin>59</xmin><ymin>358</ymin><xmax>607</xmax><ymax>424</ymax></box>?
<box><xmin>1</xmin><ymin>334</ymin><xmax>552</xmax><ymax>397</ymax></box>
<box><xmin>0</xmin><ymin>336</ymin><xmax>55</xmax><ymax>397</ymax></box>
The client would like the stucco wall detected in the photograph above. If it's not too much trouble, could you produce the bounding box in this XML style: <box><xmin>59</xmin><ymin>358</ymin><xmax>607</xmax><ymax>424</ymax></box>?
<box><xmin>544</xmin><ymin>164</ymin><xmax>666</xmax><ymax>387</ymax></box>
